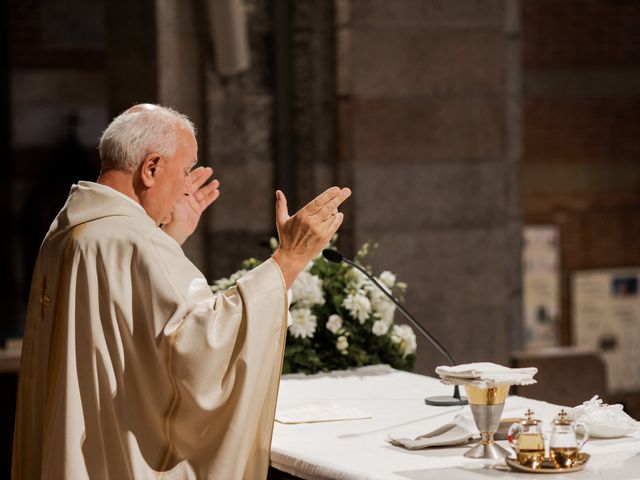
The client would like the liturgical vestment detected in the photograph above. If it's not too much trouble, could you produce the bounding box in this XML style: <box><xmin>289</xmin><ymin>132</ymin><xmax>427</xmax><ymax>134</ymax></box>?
<box><xmin>13</xmin><ymin>181</ymin><xmax>289</xmax><ymax>479</ymax></box>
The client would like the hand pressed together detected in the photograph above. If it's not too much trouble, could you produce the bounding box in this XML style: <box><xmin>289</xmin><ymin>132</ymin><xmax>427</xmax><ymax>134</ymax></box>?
<box><xmin>272</xmin><ymin>186</ymin><xmax>351</xmax><ymax>288</ymax></box>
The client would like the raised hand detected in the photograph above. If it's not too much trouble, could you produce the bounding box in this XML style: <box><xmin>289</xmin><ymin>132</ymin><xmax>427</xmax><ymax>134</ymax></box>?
<box><xmin>162</xmin><ymin>166</ymin><xmax>220</xmax><ymax>245</ymax></box>
<box><xmin>272</xmin><ymin>186</ymin><xmax>351</xmax><ymax>288</ymax></box>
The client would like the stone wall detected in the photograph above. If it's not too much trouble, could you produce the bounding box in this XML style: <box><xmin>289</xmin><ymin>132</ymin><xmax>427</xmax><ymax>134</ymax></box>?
<box><xmin>201</xmin><ymin>0</ymin><xmax>277</xmax><ymax>278</ymax></box>
<box><xmin>336</xmin><ymin>0</ymin><xmax>523</xmax><ymax>374</ymax></box>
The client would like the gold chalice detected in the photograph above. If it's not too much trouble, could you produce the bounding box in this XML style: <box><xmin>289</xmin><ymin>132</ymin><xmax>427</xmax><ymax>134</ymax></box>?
<box><xmin>463</xmin><ymin>384</ymin><xmax>511</xmax><ymax>459</ymax></box>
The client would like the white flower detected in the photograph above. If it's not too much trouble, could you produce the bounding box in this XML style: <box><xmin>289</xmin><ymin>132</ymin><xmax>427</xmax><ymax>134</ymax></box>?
<box><xmin>229</xmin><ymin>269</ymin><xmax>248</xmax><ymax>283</ymax></box>
<box><xmin>343</xmin><ymin>292</ymin><xmax>371</xmax><ymax>324</ymax></box>
<box><xmin>346</xmin><ymin>267</ymin><xmax>369</xmax><ymax>289</ymax></box>
<box><xmin>211</xmin><ymin>269</ymin><xmax>248</xmax><ymax>293</ymax></box>
<box><xmin>372</xmin><ymin>320</ymin><xmax>389</xmax><ymax>336</ymax></box>
<box><xmin>378</xmin><ymin>302</ymin><xmax>396</xmax><ymax>325</ymax></box>
<box><xmin>269</xmin><ymin>237</ymin><xmax>279</xmax><ymax>250</ymax></box>
<box><xmin>289</xmin><ymin>308</ymin><xmax>317</xmax><ymax>339</ymax></box>
<box><xmin>336</xmin><ymin>335</ymin><xmax>349</xmax><ymax>354</ymax></box>
<box><xmin>370</xmin><ymin>289</ymin><xmax>396</xmax><ymax>325</ymax></box>
<box><xmin>378</xmin><ymin>271</ymin><xmax>396</xmax><ymax>289</ymax></box>
<box><xmin>326</xmin><ymin>314</ymin><xmax>343</xmax><ymax>334</ymax></box>
<box><xmin>391</xmin><ymin>324</ymin><xmax>417</xmax><ymax>357</ymax></box>
<box><xmin>291</xmin><ymin>271</ymin><xmax>325</xmax><ymax>307</ymax></box>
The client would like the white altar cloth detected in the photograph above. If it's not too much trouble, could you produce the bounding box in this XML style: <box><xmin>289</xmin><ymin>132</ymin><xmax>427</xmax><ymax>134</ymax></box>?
<box><xmin>271</xmin><ymin>365</ymin><xmax>640</xmax><ymax>479</ymax></box>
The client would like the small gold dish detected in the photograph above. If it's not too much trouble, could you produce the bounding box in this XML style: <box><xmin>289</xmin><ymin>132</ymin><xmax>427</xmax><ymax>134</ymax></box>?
<box><xmin>505</xmin><ymin>453</ymin><xmax>590</xmax><ymax>474</ymax></box>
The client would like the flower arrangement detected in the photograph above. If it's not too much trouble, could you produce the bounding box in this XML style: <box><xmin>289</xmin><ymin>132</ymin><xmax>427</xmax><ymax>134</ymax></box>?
<box><xmin>211</xmin><ymin>240</ymin><xmax>417</xmax><ymax>374</ymax></box>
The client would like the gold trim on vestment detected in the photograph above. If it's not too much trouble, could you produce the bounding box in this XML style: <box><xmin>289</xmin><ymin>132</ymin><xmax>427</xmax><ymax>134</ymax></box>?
<box><xmin>266</xmin><ymin>259</ymin><xmax>290</xmax><ymax>464</ymax></box>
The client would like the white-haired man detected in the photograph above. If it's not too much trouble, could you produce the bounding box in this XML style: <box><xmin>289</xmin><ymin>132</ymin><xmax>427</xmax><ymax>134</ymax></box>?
<box><xmin>13</xmin><ymin>104</ymin><xmax>351</xmax><ymax>479</ymax></box>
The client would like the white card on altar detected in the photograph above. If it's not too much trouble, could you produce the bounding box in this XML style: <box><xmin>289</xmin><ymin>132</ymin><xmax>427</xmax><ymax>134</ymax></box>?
<box><xmin>275</xmin><ymin>402</ymin><xmax>372</xmax><ymax>424</ymax></box>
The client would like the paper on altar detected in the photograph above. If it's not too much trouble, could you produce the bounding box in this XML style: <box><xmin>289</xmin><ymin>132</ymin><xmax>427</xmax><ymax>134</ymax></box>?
<box><xmin>275</xmin><ymin>402</ymin><xmax>372</xmax><ymax>424</ymax></box>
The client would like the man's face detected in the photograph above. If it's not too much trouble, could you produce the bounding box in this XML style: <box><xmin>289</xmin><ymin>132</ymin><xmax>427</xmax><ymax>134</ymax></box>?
<box><xmin>152</xmin><ymin>127</ymin><xmax>198</xmax><ymax>225</ymax></box>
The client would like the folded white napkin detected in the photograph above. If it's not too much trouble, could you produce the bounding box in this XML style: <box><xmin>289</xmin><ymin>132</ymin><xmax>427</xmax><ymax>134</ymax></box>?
<box><xmin>275</xmin><ymin>402</ymin><xmax>372</xmax><ymax>424</ymax></box>
<box><xmin>436</xmin><ymin>362</ymin><xmax>537</xmax><ymax>387</ymax></box>
<box><xmin>387</xmin><ymin>414</ymin><xmax>478</xmax><ymax>450</ymax></box>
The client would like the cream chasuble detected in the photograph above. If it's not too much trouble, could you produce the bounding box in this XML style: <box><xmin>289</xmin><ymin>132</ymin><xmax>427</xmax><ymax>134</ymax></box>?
<box><xmin>13</xmin><ymin>181</ymin><xmax>288</xmax><ymax>479</ymax></box>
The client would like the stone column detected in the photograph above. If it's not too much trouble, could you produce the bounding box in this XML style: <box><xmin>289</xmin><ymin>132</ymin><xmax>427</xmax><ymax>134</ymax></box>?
<box><xmin>337</xmin><ymin>0</ymin><xmax>522</xmax><ymax>374</ymax></box>
<box><xmin>156</xmin><ymin>0</ymin><xmax>209</xmax><ymax>271</ymax></box>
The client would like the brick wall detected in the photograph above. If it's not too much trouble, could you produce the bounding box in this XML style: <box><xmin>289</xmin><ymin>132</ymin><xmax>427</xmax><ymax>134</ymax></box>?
<box><xmin>521</xmin><ymin>0</ymin><xmax>640</xmax><ymax>344</ymax></box>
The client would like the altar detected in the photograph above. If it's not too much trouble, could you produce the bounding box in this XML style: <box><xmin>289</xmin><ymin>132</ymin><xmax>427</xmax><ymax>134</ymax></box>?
<box><xmin>270</xmin><ymin>365</ymin><xmax>640</xmax><ymax>479</ymax></box>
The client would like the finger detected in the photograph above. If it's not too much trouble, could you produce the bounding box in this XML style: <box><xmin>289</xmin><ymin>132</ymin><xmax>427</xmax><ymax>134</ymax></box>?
<box><xmin>303</xmin><ymin>186</ymin><xmax>341</xmax><ymax>215</ymax></box>
<box><xmin>317</xmin><ymin>187</ymin><xmax>352</xmax><ymax>221</ymax></box>
<box><xmin>193</xmin><ymin>179</ymin><xmax>220</xmax><ymax>201</ymax></box>
<box><xmin>189</xmin><ymin>166</ymin><xmax>214</xmax><ymax>190</ymax></box>
<box><xmin>199</xmin><ymin>187</ymin><xmax>220</xmax><ymax>209</ymax></box>
<box><xmin>191</xmin><ymin>182</ymin><xmax>220</xmax><ymax>213</ymax></box>
<box><xmin>181</xmin><ymin>193</ymin><xmax>200</xmax><ymax>213</ymax></box>
<box><xmin>324</xmin><ymin>211</ymin><xmax>345</xmax><ymax>237</ymax></box>
<box><xmin>275</xmin><ymin>190</ymin><xmax>290</xmax><ymax>227</ymax></box>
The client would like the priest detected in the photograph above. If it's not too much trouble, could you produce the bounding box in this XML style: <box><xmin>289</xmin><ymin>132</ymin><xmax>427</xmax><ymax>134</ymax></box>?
<box><xmin>12</xmin><ymin>104</ymin><xmax>351</xmax><ymax>479</ymax></box>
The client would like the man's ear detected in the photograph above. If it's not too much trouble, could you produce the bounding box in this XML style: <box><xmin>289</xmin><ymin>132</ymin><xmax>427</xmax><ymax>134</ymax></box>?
<box><xmin>139</xmin><ymin>153</ymin><xmax>161</xmax><ymax>188</ymax></box>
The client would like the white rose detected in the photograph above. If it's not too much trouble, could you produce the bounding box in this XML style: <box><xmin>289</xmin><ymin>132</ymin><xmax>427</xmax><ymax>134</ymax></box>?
<box><xmin>378</xmin><ymin>271</ymin><xmax>396</xmax><ymax>289</ymax></box>
<box><xmin>372</xmin><ymin>319</ymin><xmax>389</xmax><ymax>336</ymax></box>
<box><xmin>391</xmin><ymin>324</ymin><xmax>417</xmax><ymax>357</ymax></box>
<box><xmin>289</xmin><ymin>308</ymin><xmax>318</xmax><ymax>339</ymax></box>
<box><xmin>336</xmin><ymin>335</ymin><xmax>349</xmax><ymax>354</ymax></box>
<box><xmin>326</xmin><ymin>314</ymin><xmax>343</xmax><ymax>334</ymax></box>
<box><xmin>291</xmin><ymin>271</ymin><xmax>325</xmax><ymax>307</ymax></box>
<box><xmin>342</xmin><ymin>292</ymin><xmax>371</xmax><ymax>324</ymax></box>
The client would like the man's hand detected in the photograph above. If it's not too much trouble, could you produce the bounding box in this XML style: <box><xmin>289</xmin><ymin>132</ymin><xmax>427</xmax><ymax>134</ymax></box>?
<box><xmin>272</xmin><ymin>186</ymin><xmax>351</xmax><ymax>288</ymax></box>
<box><xmin>162</xmin><ymin>167</ymin><xmax>220</xmax><ymax>245</ymax></box>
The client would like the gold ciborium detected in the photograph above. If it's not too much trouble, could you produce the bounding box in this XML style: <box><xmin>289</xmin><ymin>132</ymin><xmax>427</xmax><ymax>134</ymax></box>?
<box><xmin>464</xmin><ymin>384</ymin><xmax>511</xmax><ymax>459</ymax></box>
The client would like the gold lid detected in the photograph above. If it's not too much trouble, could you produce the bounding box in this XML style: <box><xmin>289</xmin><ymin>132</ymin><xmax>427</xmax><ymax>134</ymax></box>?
<box><xmin>523</xmin><ymin>408</ymin><xmax>541</xmax><ymax>427</ymax></box>
<box><xmin>553</xmin><ymin>409</ymin><xmax>572</xmax><ymax>426</ymax></box>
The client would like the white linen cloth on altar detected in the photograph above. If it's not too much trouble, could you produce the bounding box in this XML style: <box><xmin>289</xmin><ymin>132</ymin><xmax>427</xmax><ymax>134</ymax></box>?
<box><xmin>271</xmin><ymin>365</ymin><xmax>640</xmax><ymax>480</ymax></box>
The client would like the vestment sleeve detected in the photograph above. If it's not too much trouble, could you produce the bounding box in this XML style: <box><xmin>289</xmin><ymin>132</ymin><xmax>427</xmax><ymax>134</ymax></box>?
<box><xmin>161</xmin><ymin>258</ymin><xmax>288</xmax><ymax>474</ymax></box>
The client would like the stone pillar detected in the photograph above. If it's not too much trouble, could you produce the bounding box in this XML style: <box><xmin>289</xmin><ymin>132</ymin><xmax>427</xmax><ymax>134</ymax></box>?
<box><xmin>156</xmin><ymin>0</ymin><xmax>209</xmax><ymax>271</ymax></box>
<box><xmin>202</xmin><ymin>0</ymin><xmax>277</xmax><ymax>278</ymax></box>
<box><xmin>291</xmin><ymin>1</ymin><xmax>338</xmax><ymax>207</ymax></box>
<box><xmin>337</xmin><ymin>0</ymin><xmax>522</xmax><ymax>374</ymax></box>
